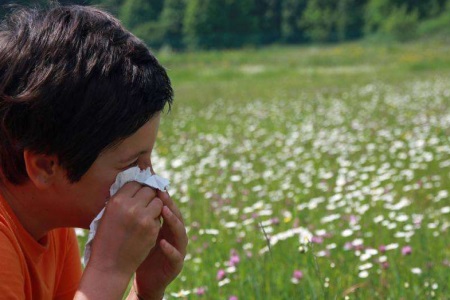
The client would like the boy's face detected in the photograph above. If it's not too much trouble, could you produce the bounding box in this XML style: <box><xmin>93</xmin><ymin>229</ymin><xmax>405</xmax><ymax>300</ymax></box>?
<box><xmin>51</xmin><ymin>114</ymin><xmax>161</xmax><ymax>228</ymax></box>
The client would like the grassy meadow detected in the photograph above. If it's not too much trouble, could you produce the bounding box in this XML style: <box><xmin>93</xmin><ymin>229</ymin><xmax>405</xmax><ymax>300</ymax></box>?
<box><xmin>77</xmin><ymin>39</ymin><xmax>450</xmax><ymax>299</ymax></box>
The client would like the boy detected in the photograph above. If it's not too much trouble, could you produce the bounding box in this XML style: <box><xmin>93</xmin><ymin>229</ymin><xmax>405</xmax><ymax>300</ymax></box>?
<box><xmin>0</xmin><ymin>5</ymin><xmax>187</xmax><ymax>299</ymax></box>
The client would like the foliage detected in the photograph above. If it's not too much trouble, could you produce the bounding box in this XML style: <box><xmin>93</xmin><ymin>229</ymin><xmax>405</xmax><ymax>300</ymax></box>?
<box><xmin>183</xmin><ymin>0</ymin><xmax>257</xmax><ymax>49</ymax></box>
<box><xmin>132</xmin><ymin>21</ymin><xmax>165</xmax><ymax>49</ymax></box>
<box><xmin>118</xmin><ymin>0</ymin><xmax>164</xmax><ymax>49</ymax></box>
<box><xmin>183</xmin><ymin>0</ymin><xmax>225</xmax><ymax>49</ymax></box>
<box><xmin>91</xmin><ymin>0</ymin><xmax>125</xmax><ymax>16</ymax></box>
<box><xmin>253</xmin><ymin>0</ymin><xmax>282</xmax><ymax>44</ymax></box>
<box><xmin>335</xmin><ymin>0</ymin><xmax>367</xmax><ymax>41</ymax></box>
<box><xmin>119</xmin><ymin>0</ymin><xmax>162</xmax><ymax>30</ymax></box>
<box><xmin>1</xmin><ymin>0</ymin><xmax>450</xmax><ymax>52</ymax></box>
<box><xmin>159</xmin><ymin>0</ymin><xmax>186</xmax><ymax>50</ymax></box>
<box><xmin>363</xmin><ymin>0</ymin><xmax>391</xmax><ymax>35</ymax></box>
<box><xmin>381</xmin><ymin>5</ymin><xmax>419</xmax><ymax>42</ymax></box>
<box><xmin>363</xmin><ymin>0</ymin><xmax>448</xmax><ymax>41</ymax></box>
<box><xmin>417</xmin><ymin>0</ymin><xmax>450</xmax><ymax>37</ymax></box>
<box><xmin>300</xmin><ymin>0</ymin><xmax>334</xmax><ymax>42</ymax></box>
<box><xmin>280</xmin><ymin>0</ymin><xmax>307</xmax><ymax>43</ymax></box>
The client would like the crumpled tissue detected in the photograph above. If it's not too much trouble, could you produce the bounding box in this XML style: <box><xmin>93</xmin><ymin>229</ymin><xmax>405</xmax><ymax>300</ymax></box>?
<box><xmin>83</xmin><ymin>167</ymin><xmax>170</xmax><ymax>266</ymax></box>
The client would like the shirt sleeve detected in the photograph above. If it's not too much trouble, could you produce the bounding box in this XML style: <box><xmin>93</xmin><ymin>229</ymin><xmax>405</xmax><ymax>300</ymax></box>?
<box><xmin>0</xmin><ymin>230</ymin><xmax>27</xmax><ymax>299</ymax></box>
<box><xmin>53</xmin><ymin>228</ymin><xmax>83</xmax><ymax>300</ymax></box>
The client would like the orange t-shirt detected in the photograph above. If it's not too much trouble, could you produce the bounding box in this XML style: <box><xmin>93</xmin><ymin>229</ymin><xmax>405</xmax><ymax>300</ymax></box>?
<box><xmin>0</xmin><ymin>194</ymin><xmax>82</xmax><ymax>299</ymax></box>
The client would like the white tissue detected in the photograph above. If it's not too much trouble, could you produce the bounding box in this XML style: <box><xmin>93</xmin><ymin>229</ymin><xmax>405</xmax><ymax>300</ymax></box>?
<box><xmin>83</xmin><ymin>167</ymin><xmax>170</xmax><ymax>266</ymax></box>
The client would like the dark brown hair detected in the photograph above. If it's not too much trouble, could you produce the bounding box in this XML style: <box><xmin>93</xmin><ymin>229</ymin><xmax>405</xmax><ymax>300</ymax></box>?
<box><xmin>0</xmin><ymin>5</ymin><xmax>173</xmax><ymax>184</ymax></box>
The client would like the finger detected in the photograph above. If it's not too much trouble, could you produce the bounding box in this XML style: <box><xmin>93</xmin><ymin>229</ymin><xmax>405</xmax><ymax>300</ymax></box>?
<box><xmin>161</xmin><ymin>206</ymin><xmax>188</xmax><ymax>254</ymax></box>
<box><xmin>114</xmin><ymin>181</ymin><xmax>143</xmax><ymax>197</ymax></box>
<box><xmin>160</xmin><ymin>239</ymin><xmax>184</xmax><ymax>269</ymax></box>
<box><xmin>134</xmin><ymin>186</ymin><xmax>157</xmax><ymax>206</ymax></box>
<box><xmin>144</xmin><ymin>197</ymin><xmax>164</xmax><ymax>219</ymax></box>
<box><xmin>157</xmin><ymin>190</ymin><xmax>184</xmax><ymax>223</ymax></box>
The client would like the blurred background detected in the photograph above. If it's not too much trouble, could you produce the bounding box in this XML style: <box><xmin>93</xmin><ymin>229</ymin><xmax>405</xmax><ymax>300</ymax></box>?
<box><xmin>1</xmin><ymin>0</ymin><xmax>450</xmax><ymax>50</ymax></box>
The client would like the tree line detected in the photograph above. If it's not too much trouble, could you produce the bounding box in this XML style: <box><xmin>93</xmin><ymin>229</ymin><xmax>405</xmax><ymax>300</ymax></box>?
<box><xmin>1</xmin><ymin>0</ymin><xmax>450</xmax><ymax>50</ymax></box>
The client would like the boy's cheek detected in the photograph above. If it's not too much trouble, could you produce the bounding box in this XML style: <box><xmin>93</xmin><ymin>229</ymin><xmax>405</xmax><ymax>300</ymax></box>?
<box><xmin>98</xmin><ymin>171</ymin><xmax>121</xmax><ymax>197</ymax></box>
<box><xmin>96</xmin><ymin>180</ymin><xmax>114</xmax><ymax>201</ymax></box>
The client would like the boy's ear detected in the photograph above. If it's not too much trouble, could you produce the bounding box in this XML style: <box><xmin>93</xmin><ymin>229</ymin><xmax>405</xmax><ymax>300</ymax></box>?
<box><xmin>23</xmin><ymin>150</ymin><xmax>59</xmax><ymax>189</ymax></box>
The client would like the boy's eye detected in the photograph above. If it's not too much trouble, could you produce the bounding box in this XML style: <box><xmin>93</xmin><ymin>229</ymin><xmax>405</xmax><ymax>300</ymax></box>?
<box><xmin>123</xmin><ymin>160</ymin><xmax>138</xmax><ymax>170</ymax></box>
<box><xmin>129</xmin><ymin>160</ymin><xmax>139</xmax><ymax>167</ymax></box>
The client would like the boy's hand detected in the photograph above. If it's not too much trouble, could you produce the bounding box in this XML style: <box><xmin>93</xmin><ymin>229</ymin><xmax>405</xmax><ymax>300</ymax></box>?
<box><xmin>133</xmin><ymin>190</ymin><xmax>188</xmax><ymax>299</ymax></box>
<box><xmin>88</xmin><ymin>181</ymin><xmax>163</xmax><ymax>278</ymax></box>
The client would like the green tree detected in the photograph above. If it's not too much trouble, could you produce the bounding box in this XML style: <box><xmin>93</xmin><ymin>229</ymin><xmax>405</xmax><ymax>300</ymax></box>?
<box><xmin>118</xmin><ymin>0</ymin><xmax>164</xmax><ymax>48</ymax></box>
<box><xmin>132</xmin><ymin>21</ymin><xmax>165</xmax><ymax>49</ymax></box>
<box><xmin>364</xmin><ymin>0</ymin><xmax>392</xmax><ymax>35</ymax></box>
<box><xmin>398</xmin><ymin>0</ymin><xmax>447</xmax><ymax>19</ymax></box>
<box><xmin>184</xmin><ymin>0</ymin><xmax>257</xmax><ymax>49</ymax></box>
<box><xmin>119</xmin><ymin>0</ymin><xmax>163</xmax><ymax>30</ymax></box>
<box><xmin>381</xmin><ymin>4</ymin><xmax>419</xmax><ymax>41</ymax></box>
<box><xmin>226</xmin><ymin>0</ymin><xmax>258</xmax><ymax>46</ymax></box>
<box><xmin>91</xmin><ymin>0</ymin><xmax>125</xmax><ymax>16</ymax></box>
<box><xmin>184</xmin><ymin>0</ymin><xmax>224</xmax><ymax>49</ymax></box>
<box><xmin>253</xmin><ymin>0</ymin><xmax>282</xmax><ymax>44</ymax></box>
<box><xmin>364</xmin><ymin>0</ymin><xmax>422</xmax><ymax>41</ymax></box>
<box><xmin>159</xmin><ymin>0</ymin><xmax>186</xmax><ymax>49</ymax></box>
<box><xmin>335</xmin><ymin>0</ymin><xmax>367</xmax><ymax>41</ymax></box>
<box><xmin>297</xmin><ymin>0</ymin><xmax>366</xmax><ymax>43</ymax></box>
<box><xmin>363</xmin><ymin>0</ymin><xmax>443</xmax><ymax>35</ymax></box>
<box><xmin>281</xmin><ymin>0</ymin><xmax>307</xmax><ymax>43</ymax></box>
<box><xmin>300</xmin><ymin>0</ymin><xmax>334</xmax><ymax>42</ymax></box>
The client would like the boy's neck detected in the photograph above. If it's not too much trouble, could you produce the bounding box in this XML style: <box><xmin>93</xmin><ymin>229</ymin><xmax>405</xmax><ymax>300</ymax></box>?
<box><xmin>0</xmin><ymin>182</ymin><xmax>51</xmax><ymax>242</ymax></box>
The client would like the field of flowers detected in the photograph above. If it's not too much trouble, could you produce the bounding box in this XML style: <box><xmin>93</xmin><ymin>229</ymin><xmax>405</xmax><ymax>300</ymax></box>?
<box><xmin>78</xmin><ymin>41</ymin><xmax>450</xmax><ymax>299</ymax></box>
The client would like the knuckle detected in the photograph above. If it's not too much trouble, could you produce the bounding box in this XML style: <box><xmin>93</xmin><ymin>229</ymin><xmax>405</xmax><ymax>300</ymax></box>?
<box><xmin>136</xmin><ymin>218</ymin><xmax>149</xmax><ymax>231</ymax></box>
<box><xmin>124</xmin><ymin>206</ymin><xmax>139</xmax><ymax>220</ymax></box>
<box><xmin>141</xmin><ymin>186</ymin><xmax>157</xmax><ymax>198</ymax></box>
<box><xmin>110</xmin><ymin>194</ymin><xmax>125</xmax><ymax>205</ymax></box>
<box><xmin>134</xmin><ymin>217</ymin><xmax>152</xmax><ymax>236</ymax></box>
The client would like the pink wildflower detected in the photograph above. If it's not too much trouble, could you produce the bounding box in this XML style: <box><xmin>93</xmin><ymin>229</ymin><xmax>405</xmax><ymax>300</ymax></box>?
<box><xmin>291</xmin><ymin>270</ymin><xmax>303</xmax><ymax>284</ymax></box>
<box><xmin>229</xmin><ymin>254</ymin><xmax>240</xmax><ymax>266</ymax></box>
<box><xmin>228</xmin><ymin>249</ymin><xmax>240</xmax><ymax>266</ymax></box>
<box><xmin>230</xmin><ymin>256</ymin><xmax>239</xmax><ymax>266</ymax></box>
<box><xmin>349</xmin><ymin>215</ymin><xmax>358</xmax><ymax>225</ymax></box>
<box><xmin>216</xmin><ymin>269</ymin><xmax>226</xmax><ymax>281</ymax></box>
<box><xmin>293</xmin><ymin>270</ymin><xmax>303</xmax><ymax>280</ymax></box>
<box><xmin>344</xmin><ymin>242</ymin><xmax>353</xmax><ymax>250</ymax></box>
<box><xmin>401</xmin><ymin>246</ymin><xmax>412</xmax><ymax>256</ymax></box>
<box><xmin>195</xmin><ymin>287</ymin><xmax>206</xmax><ymax>295</ymax></box>
<box><xmin>311</xmin><ymin>236</ymin><xmax>323</xmax><ymax>244</ymax></box>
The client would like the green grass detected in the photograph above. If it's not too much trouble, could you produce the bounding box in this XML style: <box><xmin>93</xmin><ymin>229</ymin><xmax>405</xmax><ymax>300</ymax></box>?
<box><xmin>78</xmin><ymin>40</ymin><xmax>450</xmax><ymax>299</ymax></box>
